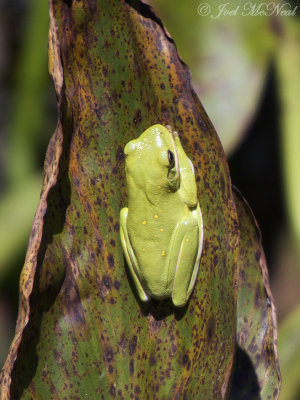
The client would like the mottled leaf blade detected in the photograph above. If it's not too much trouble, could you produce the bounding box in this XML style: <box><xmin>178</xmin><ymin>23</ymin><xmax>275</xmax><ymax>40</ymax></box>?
<box><xmin>1</xmin><ymin>1</ymin><xmax>239</xmax><ymax>399</ymax></box>
<box><xmin>230</xmin><ymin>187</ymin><xmax>281</xmax><ymax>399</ymax></box>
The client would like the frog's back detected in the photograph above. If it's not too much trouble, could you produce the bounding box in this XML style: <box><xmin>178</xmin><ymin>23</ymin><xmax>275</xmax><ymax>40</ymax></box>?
<box><xmin>127</xmin><ymin>198</ymin><xmax>187</xmax><ymax>298</ymax></box>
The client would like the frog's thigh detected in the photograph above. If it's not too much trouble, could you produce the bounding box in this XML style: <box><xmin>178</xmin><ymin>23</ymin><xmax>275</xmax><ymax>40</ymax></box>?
<box><xmin>170</xmin><ymin>217</ymin><xmax>200</xmax><ymax>307</ymax></box>
<box><xmin>120</xmin><ymin>208</ymin><xmax>149</xmax><ymax>302</ymax></box>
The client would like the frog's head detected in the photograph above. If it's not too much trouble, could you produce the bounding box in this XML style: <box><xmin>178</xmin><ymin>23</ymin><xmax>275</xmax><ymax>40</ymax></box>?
<box><xmin>124</xmin><ymin>124</ymin><xmax>180</xmax><ymax>195</ymax></box>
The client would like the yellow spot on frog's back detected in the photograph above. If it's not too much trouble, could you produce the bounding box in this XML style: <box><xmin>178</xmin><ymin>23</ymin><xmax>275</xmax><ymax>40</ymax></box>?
<box><xmin>161</xmin><ymin>250</ymin><xmax>166</xmax><ymax>257</ymax></box>
<box><xmin>157</xmin><ymin>185</ymin><xmax>161</xmax><ymax>190</ymax></box>
<box><xmin>142</xmin><ymin>220</ymin><xmax>147</xmax><ymax>225</ymax></box>
<box><xmin>160</xmin><ymin>228</ymin><xmax>164</xmax><ymax>232</ymax></box>
<box><xmin>154</xmin><ymin>214</ymin><xmax>158</xmax><ymax>219</ymax></box>
<box><xmin>153</xmin><ymin>234</ymin><xmax>157</xmax><ymax>238</ymax></box>
<box><xmin>142</xmin><ymin>248</ymin><xmax>146</xmax><ymax>252</ymax></box>
<box><xmin>185</xmin><ymin>238</ymin><xmax>189</xmax><ymax>242</ymax></box>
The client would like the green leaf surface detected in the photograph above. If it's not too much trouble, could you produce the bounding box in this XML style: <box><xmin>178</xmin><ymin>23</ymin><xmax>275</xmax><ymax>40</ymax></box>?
<box><xmin>0</xmin><ymin>1</ymin><xmax>238</xmax><ymax>398</ymax></box>
<box><xmin>0</xmin><ymin>1</ymin><xmax>280</xmax><ymax>399</ymax></box>
<box><xmin>230</xmin><ymin>187</ymin><xmax>281</xmax><ymax>399</ymax></box>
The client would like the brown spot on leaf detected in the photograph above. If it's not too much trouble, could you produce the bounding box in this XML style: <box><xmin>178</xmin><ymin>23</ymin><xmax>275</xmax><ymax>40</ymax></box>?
<box><xmin>116</xmin><ymin>146</ymin><xmax>124</xmax><ymax>162</ymax></box>
<box><xmin>134</xmin><ymin>385</ymin><xmax>141</xmax><ymax>394</ymax></box>
<box><xmin>107</xmin><ymin>253</ymin><xmax>115</xmax><ymax>268</ymax></box>
<box><xmin>102</xmin><ymin>65</ymin><xmax>108</xmax><ymax>76</ymax></box>
<box><xmin>248</xmin><ymin>337</ymin><xmax>258</xmax><ymax>355</ymax></box>
<box><xmin>104</xmin><ymin>347</ymin><xmax>114</xmax><ymax>363</ymax></box>
<box><xmin>103</xmin><ymin>276</ymin><xmax>112</xmax><ymax>289</ymax></box>
<box><xmin>129</xmin><ymin>359</ymin><xmax>134</xmax><ymax>376</ymax></box>
<box><xmin>110</xmin><ymin>385</ymin><xmax>116</xmax><ymax>397</ymax></box>
<box><xmin>254</xmin><ymin>284</ymin><xmax>261</xmax><ymax>308</ymax></box>
<box><xmin>207</xmin><ymin>317</ymin><xmax>216</xmax><ymax>343</ymax></box>
<box><xmin>149</xmin><ymin>353</ymin><xmax>157</xmax><ymax>366</ymax></box>
<box><xmin>133</xmin><ymin>109</ymin><xmax>143</xmax><ymax>124</ymax></box>
<box><xmin>213</xmin><ymin>255</ymin><xmax>218</xmax><ymax>267</ymax></box>
<box><xmin>193</xmin><ymin>141</ymin><xmax>201</xmax><ymax>154</ymax></box>
<box><xmin>103</xmin><ymin>39</ymin><xmax>110</xmax><ymax>49</ymax></box>
<box><xmin>114</xmin><ymin>280</ymin><xmax>121</xmax><ymax>290</ymax></box>
<box><xmin>129</xmin><ymin>335</ymin><xmax>137</xmax><ymax>356</ymax></box>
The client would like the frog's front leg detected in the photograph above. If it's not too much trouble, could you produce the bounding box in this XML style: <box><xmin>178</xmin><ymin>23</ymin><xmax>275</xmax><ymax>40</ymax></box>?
<box><xmin>120</xmin><ymin>208</ymin><xmax>150</xmax><ymax>302</ymax></box>
<box><xmin>169</xmin><ymin>204</ymin><xmax>203</xmax><ymax>307</ymax></box>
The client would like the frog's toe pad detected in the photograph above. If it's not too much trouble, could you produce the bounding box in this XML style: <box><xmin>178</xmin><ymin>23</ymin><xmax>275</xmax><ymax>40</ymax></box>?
<box><xmin>172</xmin><ymin>295</ymin><xmax>188</xmax><ymax>308</ymax></box>
<box><xmin>140</xmin><ymin>292</ymin><xmax>150</xmax><ymax>302</ymax></box>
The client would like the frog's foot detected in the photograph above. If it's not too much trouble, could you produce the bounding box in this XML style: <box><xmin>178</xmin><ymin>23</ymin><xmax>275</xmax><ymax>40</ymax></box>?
<box><xmin>120</xmin><ymin>208</ymin><xmax>150</xmax><ymax>303</ymax></box>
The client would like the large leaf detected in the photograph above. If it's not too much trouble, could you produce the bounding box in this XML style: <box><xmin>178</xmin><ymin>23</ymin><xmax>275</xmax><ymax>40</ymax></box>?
<box><xmin>0</xmin><ymin>1</ymin><xmax>239</xmax><ymax>398</ymax></box>
<box><xmin>229</xmin><ymin>188</ymin><xmax>281</xmax><ymax>399</ymax></box>
<box><xmin>0</xmin><ymin>1</ymin><xmax>280</xmax><ymax>399</ymax></box>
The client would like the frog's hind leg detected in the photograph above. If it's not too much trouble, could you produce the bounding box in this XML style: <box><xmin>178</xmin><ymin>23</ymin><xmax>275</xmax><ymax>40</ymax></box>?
<box><xmin>120</xmin><ymin>208</ymin><xmax>150</xmax><ymax>302</ymax></box>
<box><xmin>185</xmin><ymin>205</ymin><xmax>203</xmax><ymax>299</ymax></box>
<box><xmin>170</xmin><ymin>207</ymin><xmax>203</xmax><ymax>307</ymax></box>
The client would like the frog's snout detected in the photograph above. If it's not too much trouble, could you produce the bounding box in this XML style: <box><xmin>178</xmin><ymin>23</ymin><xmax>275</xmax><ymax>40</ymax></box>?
<box><xmin>124</xmin><ymin>141</ymin><xmax>133</xmax><ymax>157</ymax></box>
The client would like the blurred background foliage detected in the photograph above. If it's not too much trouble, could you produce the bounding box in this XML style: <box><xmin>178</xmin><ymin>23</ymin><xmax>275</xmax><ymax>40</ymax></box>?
<box><xmin>0</xmin><ymin>0</ymin><xmax>299</xmax><ymax>397</ymax></box>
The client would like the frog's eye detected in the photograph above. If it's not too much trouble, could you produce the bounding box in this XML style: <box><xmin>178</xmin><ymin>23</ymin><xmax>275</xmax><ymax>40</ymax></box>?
<box><xmin>168</xmin><ymin>150</ymin><xmax>175</xmax><ymax>167</ymax></box>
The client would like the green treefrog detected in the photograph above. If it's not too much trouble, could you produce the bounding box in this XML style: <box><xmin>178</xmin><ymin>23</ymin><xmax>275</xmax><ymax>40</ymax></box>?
<box><xmin>120</xmin><ymin>124</ymin><xmax>203</xmax><ymax>307</ymax></box>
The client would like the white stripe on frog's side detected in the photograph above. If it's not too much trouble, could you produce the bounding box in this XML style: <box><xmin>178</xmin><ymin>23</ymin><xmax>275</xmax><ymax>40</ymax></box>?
<box><xmin>188</xmin><ymin>158</ymin><xmax>195</xmax><ymax>175</ymax></box>
<box><xmin>190</xmin><ymin>205</ymin><xmax>204</xmax><ymax>290</ymax></box>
